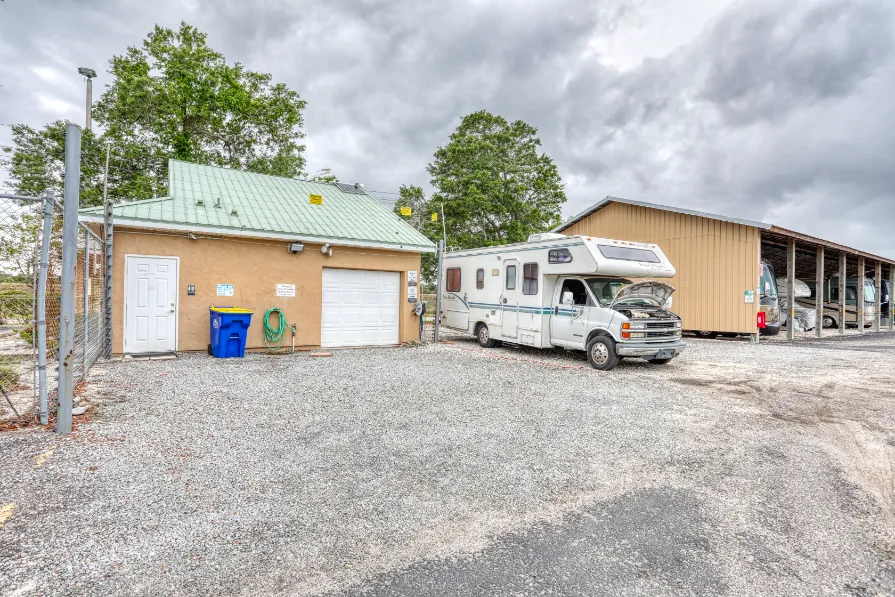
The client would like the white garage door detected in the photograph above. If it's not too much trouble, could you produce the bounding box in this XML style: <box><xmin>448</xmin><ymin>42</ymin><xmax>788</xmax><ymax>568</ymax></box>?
<box><xmin>321</xmin><ymin>268</ymin><xmax>400</xmax><ymax>347</ymax></box>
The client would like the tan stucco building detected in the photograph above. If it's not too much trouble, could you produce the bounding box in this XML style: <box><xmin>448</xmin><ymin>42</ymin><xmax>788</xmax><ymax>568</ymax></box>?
<box><xmin>80</xmin><ymin>161</ymin><xmax>435</xmax><ymax>354</ymax></box>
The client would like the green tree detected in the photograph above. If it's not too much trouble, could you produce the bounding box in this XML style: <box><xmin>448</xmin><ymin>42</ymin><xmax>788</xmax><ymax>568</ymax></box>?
<box><xmin>96</xmin><ymin>22</ymin><xmax>307</xmax><ymax>186</ymax></box>
<box><xmin>0</xmin><ymin>22</ymin><xmax>307</xmax><ymax>205</ymax></box>
<box><xmin>427</xmin><ymin>110</ymin><xmax>566</xmax><ymax>249</ymax></box>
<box><xmin>308</xmin><ymin>168</ymin><xmax>339</xmax><ymax>183</ymax></box>
<box><xmin>2</xmin><ymin>121</ymin><xmax>107</xmax><ymax>207</ymax></box>
<box><xmin>393</xmin><ymin>184</ymin><xmax>439</xmax><ymax>282</ymax></box>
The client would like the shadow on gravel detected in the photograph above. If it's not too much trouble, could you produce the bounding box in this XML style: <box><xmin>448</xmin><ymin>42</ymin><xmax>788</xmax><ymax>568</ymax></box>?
<box><xmin>335</xmin><ymin>488</ymin><xmax>723</xmax><ymax>597</ymax></box>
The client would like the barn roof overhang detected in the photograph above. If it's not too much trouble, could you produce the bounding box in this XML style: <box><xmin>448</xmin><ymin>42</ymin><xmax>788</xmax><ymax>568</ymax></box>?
<box><xmin>554</xmin><ymin>196</ymin><xmax>895</xmax><ymax>266</ymax></box>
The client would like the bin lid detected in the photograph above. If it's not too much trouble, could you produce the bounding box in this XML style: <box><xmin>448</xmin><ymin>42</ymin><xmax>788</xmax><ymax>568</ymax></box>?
<box><xmin>209</xmin><ymin>306</ymin><xmax>254</xmax><ymax>314</ymax></box>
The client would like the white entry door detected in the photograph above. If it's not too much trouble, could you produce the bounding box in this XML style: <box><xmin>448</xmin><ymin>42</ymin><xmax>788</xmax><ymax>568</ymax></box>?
<box><xmin>501</xmin><ymin>259</ymin><xmax>519</xmax><ymax>338</ymax></box>
<box><xmin>124</xmin><ymin>255</ymin><xmax>178</xmax><ymax>354</ymax></box>
<box><xmin>321</xmin><ymin>268</ymin><xmax>399</xmax><ymax>347</ymax></box>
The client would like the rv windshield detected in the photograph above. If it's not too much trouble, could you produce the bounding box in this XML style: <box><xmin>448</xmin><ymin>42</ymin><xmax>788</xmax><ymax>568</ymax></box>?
<box><xmin>585</xmin><ymin>278</ymin><xmax>633</xmax><ymax>306</ymax></box>
<box><xmin>760</xmin><ymin>262</ymin><xmax>778</xmax><ymax>297</ymax></box>
<box><xmin>865</xmin><ymin>281</ymin><xmax>875</xmax><ymax>303</ymax></box>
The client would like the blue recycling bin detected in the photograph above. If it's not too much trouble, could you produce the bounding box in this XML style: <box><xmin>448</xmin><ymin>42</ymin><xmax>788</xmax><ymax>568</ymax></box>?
<box><xmin>209</xmin><ymin>306</ymin><xmax>254</xmax><ymax>358</ymax></box>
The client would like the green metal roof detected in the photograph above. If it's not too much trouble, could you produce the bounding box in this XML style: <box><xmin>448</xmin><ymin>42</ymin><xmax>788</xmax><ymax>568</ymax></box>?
<box><xmin>80</xmin><ymin>160</ymin><xmax>434</xmax><ymax>251</ymax></box>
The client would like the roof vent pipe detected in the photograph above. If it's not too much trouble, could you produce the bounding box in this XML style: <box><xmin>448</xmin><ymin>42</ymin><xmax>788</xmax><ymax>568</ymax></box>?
<box><xmin>214</xmin><ymin>197</ymin><xmax>221</xmax><ymax>208</ymax></box>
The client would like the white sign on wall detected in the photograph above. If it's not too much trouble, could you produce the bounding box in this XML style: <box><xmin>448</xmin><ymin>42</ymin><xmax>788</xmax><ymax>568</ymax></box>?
<box><xmin>216</xmin><ymin>283</ymin><xmax>234</xmax><ymax>297</ymax></box>
<box><xmin>407</xmin><ymin>285</ymin><xmax>418</xmax><ymax>301</ymax></box>
<box><xmin>408</xmin><ymin>270</ymin><xmax>418</xmax><ymax>285</ymax></box>
<box><xmin>744</xmin><ymin>290</ymin><xmax>755</xmax><ymax>304</ymax></box>
<box><xmin>276</xmin><ymin>284</ymin><xmax>296</xmax><ymax>297</ymax></box>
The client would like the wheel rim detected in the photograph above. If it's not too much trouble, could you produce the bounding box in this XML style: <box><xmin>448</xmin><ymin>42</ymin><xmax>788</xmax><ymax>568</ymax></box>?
<box><xmin>822</xmin><ymin>316</ymin><xmax>835</xmax><ymax>328</ymax></box>
<box><xmin>479</xmin><ymin>326</ymin><xmax>489</xmax><ymax>343</ymax></box>
<box><xmin>591</xmin><ymin>342</ymin><xmax>609</xmax><ymax>365</ymax></box>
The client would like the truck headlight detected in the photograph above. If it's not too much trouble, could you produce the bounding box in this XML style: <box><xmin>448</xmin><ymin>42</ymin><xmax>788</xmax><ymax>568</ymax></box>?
<box><xmin>629</xmin><ymin>322</ymin><xmax>646</xmax><ymax>329</ymax></box>
<box><xmin>629</xmin><ymin>332</ymin><xmax>645</xmax><ymax>339</ymax></box>
<box><xmin>674</xmin><ymin>321</ymin><xmax>681</xmax><ymax>328</ymax></box>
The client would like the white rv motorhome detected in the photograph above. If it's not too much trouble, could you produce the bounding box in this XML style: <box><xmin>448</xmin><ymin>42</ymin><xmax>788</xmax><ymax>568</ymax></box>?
<box><xmin>440</xmin><ymin>233</ymin><xmax>686</xmax><ymax>370</ymax></box>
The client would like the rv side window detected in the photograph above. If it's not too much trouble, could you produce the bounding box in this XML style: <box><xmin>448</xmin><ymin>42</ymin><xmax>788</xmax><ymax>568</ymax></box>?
<box><xmin>548</xmin><ymin>249</ymin><xmax>573</xmax><ymax>264</ymax></box>
<box><xmin>476</xmin><ymin>268</ymin><xmax>484</xmax><ymax>289</ymax></box>
<box><xmin>446</xmin><ymin>268</ymin><xmax>461</xmax><ymax>292</ymax></box>
<box><xmin>506</xmin><ymin>265</ymin><xmax>516</xmax><ymax>290</ymax></box>
<box><xmin>598</xmin><ymin>245</ymin><xmax>660</xmax><ymax>263</ymax></box>
<box><xmin>523</xmin><ymin>263</ymin><xmax>538</xmax><ymax>295</ymax></box>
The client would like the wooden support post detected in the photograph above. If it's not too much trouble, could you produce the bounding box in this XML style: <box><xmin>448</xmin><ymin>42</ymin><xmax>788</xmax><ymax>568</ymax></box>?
<box><xmin>838</xmin><ymin>253</ymin><xmax>846</xmax><ymax>335</ymax></box>
<box><xmin>874</xmin><ymin>261</ymin><xmax>881</xmax><ymax>332</ymax></box>
<box><xmin>786</xmin><ymin>237</ymin><xmax>796</xmax><ymax>341</ymax></box>
<box><xmin>890</xmin><ymin>264</ymin><xmax>895</xmax><ymax>332</ymax></box>
<box><xmin>815</xmin><ymin>246</ymin><xmax>824</xmax><ymax>338</ymax></box>
<box><xmin>857</xmin><ymin>256</ymin><xmax>865</xmax><ymax>333</ymax></box>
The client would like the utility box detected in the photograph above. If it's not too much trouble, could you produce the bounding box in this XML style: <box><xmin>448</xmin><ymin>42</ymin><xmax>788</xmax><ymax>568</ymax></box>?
<box><xmin>209</xmin><ymin>306</ymin><xmax>254</xmax><ymax>358</ymax></box>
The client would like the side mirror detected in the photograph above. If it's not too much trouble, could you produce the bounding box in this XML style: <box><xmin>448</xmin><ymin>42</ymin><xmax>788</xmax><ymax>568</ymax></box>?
<box><xmin>561</xmin><ymin>291</ymin><xmax>574</xmax><ymax>306</ymax></box>
<box><xmin>764</xmin><ymin>281</ymin><xmax>771</xmax><ymax>296</ymax></box>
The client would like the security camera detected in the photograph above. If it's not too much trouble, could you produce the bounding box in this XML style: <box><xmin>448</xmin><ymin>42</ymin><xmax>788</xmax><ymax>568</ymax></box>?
<box><xmin>289</xmin><ymin>242</ymin><xmax>304</xmax><ymax>254</ymax></box>
<box><xmin>321</xmin><ymin>244</ymin><xmax>333</xmax><ymax>257</ymax></box>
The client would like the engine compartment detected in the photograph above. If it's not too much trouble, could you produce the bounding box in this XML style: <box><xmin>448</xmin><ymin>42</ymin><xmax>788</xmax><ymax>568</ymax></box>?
<box><xmin>614</xmin><ymin>307</ymin><xmax>679</xmax><ymax>320</ymax></box>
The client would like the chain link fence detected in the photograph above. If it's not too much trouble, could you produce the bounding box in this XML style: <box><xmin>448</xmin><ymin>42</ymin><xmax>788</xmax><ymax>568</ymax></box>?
<box><xmin>0</xmin><ymin>195</ymin><xmax>46</xmax><ymax>419</ymax></box>
<box><xmin>72</xmin><ymin>225</ymin><xmax>106</xmax><ymax>382</ymax></box>
<box><xmin>0</xmin><ymin>192</ymin><xmax>109</xmax><ymax>424</ymax></box>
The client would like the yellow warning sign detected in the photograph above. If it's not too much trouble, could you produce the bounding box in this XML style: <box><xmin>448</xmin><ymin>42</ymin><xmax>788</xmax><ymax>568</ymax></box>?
<box><xmin>431</xmin><ymin>213</ymin><xmax>438</xmax><ymax>222</ymax></box>
<box><xmin>400</xmin><ymin>206</ymin><xmax>412</xmax><ymax>216</ymax></box>
<box><xmin>309</xmin><ymin>194</ymin><xmax>323</xmax><ymax>205</ymax></box>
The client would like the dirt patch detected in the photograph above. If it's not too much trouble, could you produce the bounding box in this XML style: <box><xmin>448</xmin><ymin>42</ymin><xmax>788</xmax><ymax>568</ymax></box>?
<box><xmin>672</xmin><ymin>357</ymin><xmax>895</xmax><ymax>550</ymax></box>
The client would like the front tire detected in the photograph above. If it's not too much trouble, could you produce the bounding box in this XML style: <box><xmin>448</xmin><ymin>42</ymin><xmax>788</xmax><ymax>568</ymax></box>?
<box><xmin>695</xmin><ymin>331</ymin><xmax>717</xmax><ymax>339</ymax></box>
<box><xmin>822</xmin><ymin>315</ymin><xmax>836</xmax><ymax>329</ymax></box>
<box><xmin>586</xmin><ymin>336</ymin><xmax>619</xmax><ymax>371</ymax></box>
<box><xmin>476</xmin><ymin>323</ymin><xmax>499</xmax><ymax>348</ymax></box>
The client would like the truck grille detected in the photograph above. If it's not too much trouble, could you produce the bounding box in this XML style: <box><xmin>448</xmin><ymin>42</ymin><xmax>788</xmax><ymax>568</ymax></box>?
<box><xmin>630</xmin><ymin>319</ymin><xmax>681</xmax><ymax>342</ymax></box>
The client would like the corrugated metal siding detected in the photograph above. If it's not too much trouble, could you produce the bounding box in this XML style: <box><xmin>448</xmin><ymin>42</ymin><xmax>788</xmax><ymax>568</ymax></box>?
<box><xmin>561</xmin><ymin>202</ymin><xmax>760</xmax><ymax>333</ymax></box>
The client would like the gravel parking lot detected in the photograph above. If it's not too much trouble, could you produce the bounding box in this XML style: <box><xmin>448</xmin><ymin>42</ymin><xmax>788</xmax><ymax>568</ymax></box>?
<box><xmin>1</xmin><ymin>334</ymin><xmax>894</xmax><ymax>596</ymax></box>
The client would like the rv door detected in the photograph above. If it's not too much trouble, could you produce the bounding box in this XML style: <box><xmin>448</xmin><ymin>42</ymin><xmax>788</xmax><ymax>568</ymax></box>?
<box><xmin>502</xmin><ymin>259</ymin><xmax>519</xmax><ymax>338</ymax></box>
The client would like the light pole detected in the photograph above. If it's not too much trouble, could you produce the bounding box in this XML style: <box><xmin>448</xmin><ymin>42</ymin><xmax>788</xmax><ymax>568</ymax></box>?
<box><xmin>78</xmin><ymin>67</ymin><xmax>97</xmax><ymax>131</ymax></box>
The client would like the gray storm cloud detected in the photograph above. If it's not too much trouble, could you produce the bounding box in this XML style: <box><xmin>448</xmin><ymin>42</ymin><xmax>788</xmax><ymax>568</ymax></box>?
<box><xmin>1</xmin><ymin>0</ymin><xmax>893</xmax><ymax>255</ymax></box>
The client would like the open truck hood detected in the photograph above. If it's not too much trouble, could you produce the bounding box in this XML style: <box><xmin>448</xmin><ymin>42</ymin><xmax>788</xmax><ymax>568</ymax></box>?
<box><xmin>610</xmin><ymin>281</ymin><xmax>676</xmax><ymax>307</ymax></box>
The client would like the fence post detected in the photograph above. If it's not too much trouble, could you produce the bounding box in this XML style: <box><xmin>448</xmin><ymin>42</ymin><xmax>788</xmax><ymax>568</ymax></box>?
<box><xmin>434</xmin><ymin>239</ymin><xmax>444</xmax><ymax>344</ymax></box>
<box><xmin>82</xmin><ymin>229</ymin><xmax>90</xmax><ymax>377</ymax></box>
<box><xmin>102</xmin><ymin>143</ymin><xmax>113</xmax><ymax>359</ymax></box>
<box><xmin>57</xmin><ymin>123</ymin><xmax>81</xmax><ymax>435</ymax></box>
<box><xmin>37</xmin><ymin>190</ymin><xmax>54</xmax><ymax>425</ymax></box>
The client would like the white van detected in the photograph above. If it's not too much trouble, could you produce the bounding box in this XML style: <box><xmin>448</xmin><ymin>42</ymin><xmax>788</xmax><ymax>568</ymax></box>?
<box><xmin>439</xmin><ymin>233</ymin><xmax>685</xmax><ymax>370</ymax></box>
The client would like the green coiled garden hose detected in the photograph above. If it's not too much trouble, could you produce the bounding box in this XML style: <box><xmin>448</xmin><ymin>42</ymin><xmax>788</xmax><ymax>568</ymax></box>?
<box><xmin>263</xmin><ymin>307</ymin><xmax>291</xmax><ymax>351</ymax></box>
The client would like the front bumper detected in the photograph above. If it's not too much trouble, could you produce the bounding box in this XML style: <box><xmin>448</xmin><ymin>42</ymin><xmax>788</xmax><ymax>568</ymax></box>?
<box><xmin>616</xmin><ymin>340</ymin><xmax>686</xmax><ymax>357</ymax></box>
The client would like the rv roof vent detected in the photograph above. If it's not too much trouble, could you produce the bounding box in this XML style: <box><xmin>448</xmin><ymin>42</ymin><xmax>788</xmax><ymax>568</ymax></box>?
<box><xmin>527</xmin><ymin>233</ymin><xmax>567</xmax><ymax>242</ymax></box>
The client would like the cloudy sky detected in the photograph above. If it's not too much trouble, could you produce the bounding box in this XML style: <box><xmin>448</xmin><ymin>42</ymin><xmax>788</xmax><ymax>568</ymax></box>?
<box><xmin>1</xmin><ymin>0</ymin><xmax>893</xmax><ymax>256</ymax></box>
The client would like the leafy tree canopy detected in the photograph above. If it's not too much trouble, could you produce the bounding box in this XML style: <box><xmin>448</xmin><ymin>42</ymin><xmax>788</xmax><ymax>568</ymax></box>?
<box><xmin>427</xmin><ymin>110</ymin><xmax>566</xmax><ymax>249</ymax></box>
<box><xmin>1</xmin><ymin>22</ymin><xmax>307</xmax><ymax>207</ymax></box>
<box><xmin>308</xmin><ymin>168</ymin><xmax>339</xmax><ymax>183</ymax></box>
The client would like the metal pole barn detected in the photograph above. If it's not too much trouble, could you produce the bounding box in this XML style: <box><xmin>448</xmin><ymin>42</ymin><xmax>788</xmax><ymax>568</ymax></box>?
<box><xmin>815</xmin><ymin>246</ymin><xmax>824</xmax><ymax>338</ymax></box>
<box><xmin>57</xmin><ymin>123</ymin><xmax>81</xmax><ymax>435</ymax></box>
<box><xmin>37</xmin><ymin>191</ymin><xmax>54</xmax><ymax>425</ymax></box>
<box><xmin>838</xmin><ymin>253</ymin><xmax>846</xmax><ymax>335</ymax></box>
<box><xmin>434</xmin><ymin>239</ymin><xmax>444</xmax><ymax>344</ymax></box>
